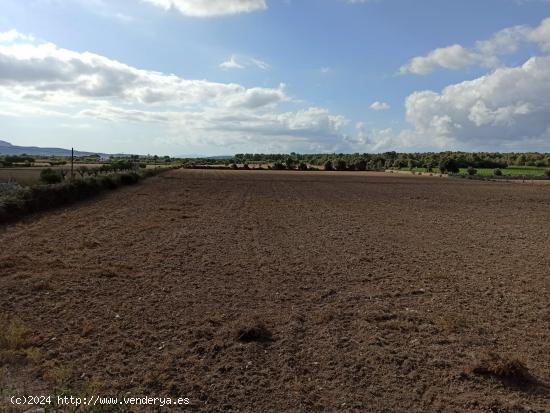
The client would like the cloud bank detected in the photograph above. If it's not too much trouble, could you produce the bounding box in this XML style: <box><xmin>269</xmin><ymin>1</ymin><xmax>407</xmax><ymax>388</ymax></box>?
<box><xmin>402</xmin><ymin>56</ymin><xmax>550</xmax><ymax>150</ymax></box>
<box><xmin>0</xmin><ymin>31</ymin><xmax>349</xmax><ymax>153</ymax></box>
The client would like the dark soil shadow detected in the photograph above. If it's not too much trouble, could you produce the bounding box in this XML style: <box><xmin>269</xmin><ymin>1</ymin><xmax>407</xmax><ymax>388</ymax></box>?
<box><xmin>237</xmin><ymin>324</ymin><xmax>273</xmax><ymax>344</ymax></box>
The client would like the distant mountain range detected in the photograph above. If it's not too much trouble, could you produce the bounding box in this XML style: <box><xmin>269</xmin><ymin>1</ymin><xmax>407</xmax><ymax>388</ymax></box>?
<box><xmin>0</xmin><ymin>140</ymin><xmax>103</xmax><ymax>157</ymax></box>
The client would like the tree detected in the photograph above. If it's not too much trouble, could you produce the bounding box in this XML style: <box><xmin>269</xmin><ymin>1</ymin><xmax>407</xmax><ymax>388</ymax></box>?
<box><xmin>545</xmin><ymin>169</ymin><xmax>550</xmax><ymax>178</ymax></box>
<box><xmin>467</xmin><ymin>166</ymin><xmax>477</xmax><ymax>176</ymax></box>
<box><xmin>298</xmin><ymin>162</ymin><xmax>308</xmax><ymax>171</ymax></box>
<box><xmin>355</xmin><ymin>160</ymin><xmax>367</xmax><ymax>171</ymax></box>
<box><xmin>324</xmin><ymin>160</ymin><xmax>334</xmax><ymax>171</ymax></box>
<box><xmin>335</xmin><ymin>159</ymin><xmax>347</xmax><ymax>171</ymax></box>
<box><xmin>286</xmin><ymin>157</ymin><xmax>295</xmax><ymax>170</ymax></box>
<box><xmin>439</xmin><ymin>159</ymin><xmax>459</xmax><ymax>174</ymax></box>
<box><xmin>40</xmin><ymin>168</ymin><xmax>63</xmax><ymax>184</ymax></box>
<box><xmin>494</xmin><ymin>168</ymin><xmax>503</xmax><ymax>176</ymax></box>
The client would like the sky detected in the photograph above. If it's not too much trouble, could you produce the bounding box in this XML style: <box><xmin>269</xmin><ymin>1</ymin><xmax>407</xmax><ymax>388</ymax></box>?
<box><xmin>0</xmin><ymin>0</ymin><xmax>550</xmax><ymax>156</ymax></box>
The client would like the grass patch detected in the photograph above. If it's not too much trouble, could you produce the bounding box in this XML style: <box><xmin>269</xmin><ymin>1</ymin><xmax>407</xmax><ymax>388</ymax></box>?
<box><xmin>459</xmin><ymin>166</ymin><xmax>548</xmax><ymax>177</ymax></box>
<box><xmin>0</xmin><ymin>314</ymin><xmax>29</xmax><ymax>351</ymax></box>
<box><xmin>392</xmin><ymin>166</ymin><xmax>548</xmax><ymax>177</ymax></box>
<box><xmin>0</xmin><ymin>313</ymin><xmax>41</xmax><ymax>366</ymax></box>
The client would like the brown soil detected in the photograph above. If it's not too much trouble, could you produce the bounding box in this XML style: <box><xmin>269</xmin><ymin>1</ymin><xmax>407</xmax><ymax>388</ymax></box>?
<box><xmin>1</xmin><ymin>169</ymin><xmax>549</xmax><ymax>412</ymax></box>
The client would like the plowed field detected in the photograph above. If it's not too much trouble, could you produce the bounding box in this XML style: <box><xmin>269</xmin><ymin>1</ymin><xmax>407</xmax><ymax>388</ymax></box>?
<box><xmin>1</xmin><ymin>169</ymin><xmax>549</xmax><ymax>412</ymax></box>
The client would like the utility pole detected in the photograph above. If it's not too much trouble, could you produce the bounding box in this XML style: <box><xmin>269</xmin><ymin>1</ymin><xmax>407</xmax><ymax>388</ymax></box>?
<box><xmin>71</xmin><ymin>147</ymin><xmax>74</xmax><ymax>180</ymax></box>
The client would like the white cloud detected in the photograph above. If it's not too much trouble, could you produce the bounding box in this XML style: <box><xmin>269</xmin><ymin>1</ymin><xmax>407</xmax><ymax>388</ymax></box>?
<box><xmin>369</xmin><ymin>101</ymin><xmax>390</xmax><ymax>111</ymax></box>
<box><xmin>219</xmin><ymin>54</ymin><xmax>270</xmax><ymax>70</ymax></box>
<box><xmin>78</xmin><ymin>105</ymin><xmax>348</xmax><ymax>150</ymax></box>
<box><xmin>0</xmin><ymin>30</ymin><xmax>351</xmax><ymax>153</ymax></box>
<box><xmin>400</xmin><ymin>44</ymin><xmax>484</xmax><ymax>75</ymax></box>
<box><xmin>400</xmin><ymin>17</ymin><xmax>550</xmax><ymax>75</ymax></box>
<box><xmin>142</xmin><ymin>0</ymin><xmax>267</xmax><ymax>17</ymax></box>
<box><xmin>249</xmin><ymin>57</ymin><xmax>271</xmax><ymax>70</ymax></box>
<box><xmin>0</xmin><ymin>33</ymin><xmax>283</xmax><ymax>109</ymax></box>
<box><xmin>219</xmin><ymin>55</ymin><xmax>245</xmax><ymax>70</ymax></box>
<box><xmin>399</xmin><ymin>56</ymin><xmax>550</xmax><ymax>150</ymax></box>
<box><xmin>0</xmin><ymin>30</ymin><xmax>34</xmax><ymax>43</ymax></box>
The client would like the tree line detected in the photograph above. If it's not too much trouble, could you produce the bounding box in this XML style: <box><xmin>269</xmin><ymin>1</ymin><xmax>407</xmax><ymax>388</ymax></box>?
<box><xmin>231</xmin><ymin>151</ymin><xmax>550</xmax><ymax>170</ymax></box>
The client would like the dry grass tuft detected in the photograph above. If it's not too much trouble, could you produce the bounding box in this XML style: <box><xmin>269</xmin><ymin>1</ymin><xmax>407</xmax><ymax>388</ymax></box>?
<box><xmin>0</xmin><ymin>314</ymin><xmax>29</xmax><ymax>350</ymax></box>
<box><xmin>0</xmin><ymin>313</ymin><xmax>42</xmax><ymax>366</ymax></box>
<box><xmin>471</xmin><ymin>353</ymin><xmax>539</xmax><ymax>388</ymax></box>
<box><xmin>43</xmin><ymin>365</ymin><xmax>71</xmax><ymax>386</ymax></box>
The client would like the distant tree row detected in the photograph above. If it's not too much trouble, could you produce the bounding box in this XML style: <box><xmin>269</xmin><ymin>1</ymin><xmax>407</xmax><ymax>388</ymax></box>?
<box><xmin>229</xmin><ymin>151</ymin><xmax>550</xmax><ymax>170</ymax></box>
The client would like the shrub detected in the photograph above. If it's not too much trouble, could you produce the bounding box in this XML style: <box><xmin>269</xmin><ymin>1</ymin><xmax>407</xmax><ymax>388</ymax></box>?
<box><xmin>324</xmin><ymin>160</ymin><xmax>334</xmax><ymax>171</ymax></box>
<box><xmin>76</xmin><ymin>166</ymin><xmax>89</xmax><ymax>178</ymax></box>
<box><xmin>272</xmin><ymin>162</ymin><xmax>285</xmax><ymax>170</ymax></box>
<box><xmin>494</xmin><ymin>168</ymin><xmax>503</xmax><ymax>176</ymax></box>
<box><xmin>0</xmin><ymin>194</ymin><xmax>26</xmax><ymax>214</ymax></box>
<box><xmin>467</xmin><ymin>166</ymin><xmax>477</xmax><ymax>176</ymax></box>
<box><xmin>5</xmin><ymin>155</ymin><xmax>34</xmax><ymax>164</ymax></box>
<box><xmin>0</xmin><ymin>168</ymin><xmax>177</xmax><ymax>224</ymax></box>
<box><xmin>97</xmin><ymin>175</ymin><xmax>118</xmax><ymax>189</ymax></box>
<box><xmin>298</xmin><ymin>162</ymin><xmax>308</xmax><ymax>171</ymax></box>
<box><xmin>40</xmin><ymin>168</ymin><xmax>63</xmax><ymax>184</ymax></box>
<box><xmin>118</xmin><ymin>172</ymin><xmax>140</xmax><ymax>185</ymax></box>
<box><xmin>545</xmin><ymin>169</ymin><xmax>550</xmax><ymax>178</ymax></box>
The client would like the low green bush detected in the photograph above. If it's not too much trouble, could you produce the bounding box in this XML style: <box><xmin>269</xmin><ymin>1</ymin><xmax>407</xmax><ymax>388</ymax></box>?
<box><xmin>40</xmin><ymin>168</ymin><xmax>63</xmax><ymax>184</ymax></box>
<box><xmin>97</xmin><ymin>175</ymin><xmax>118</xmax><ymax>189</ymax></box>
<box><xmin>117</xmin><ymin>172</ymin><xmax>140</xmax><ymax>185</ymax></box>
<box><xmin>0</xmin><ymin>168</ymin><xmax>172</xmax><ymax>224</ymax></box>
<box><xmin>545</xmin><ymin>169</ymin><xmax>550</xmax><ymax>178</ymax></box>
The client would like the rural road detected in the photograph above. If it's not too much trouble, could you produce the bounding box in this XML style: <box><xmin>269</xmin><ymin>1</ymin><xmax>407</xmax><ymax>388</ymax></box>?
<box><xmin>1</xmin><ymin>169</ymin><xmax>549</xmax><ymax>412</ymax></box>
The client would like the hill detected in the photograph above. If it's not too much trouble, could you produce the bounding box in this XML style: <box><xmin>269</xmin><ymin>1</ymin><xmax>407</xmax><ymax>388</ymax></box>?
<box><xmin>0</xmin><ymin>140</ymin><xmax>102</xmax><ymax>157</ymax></box>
